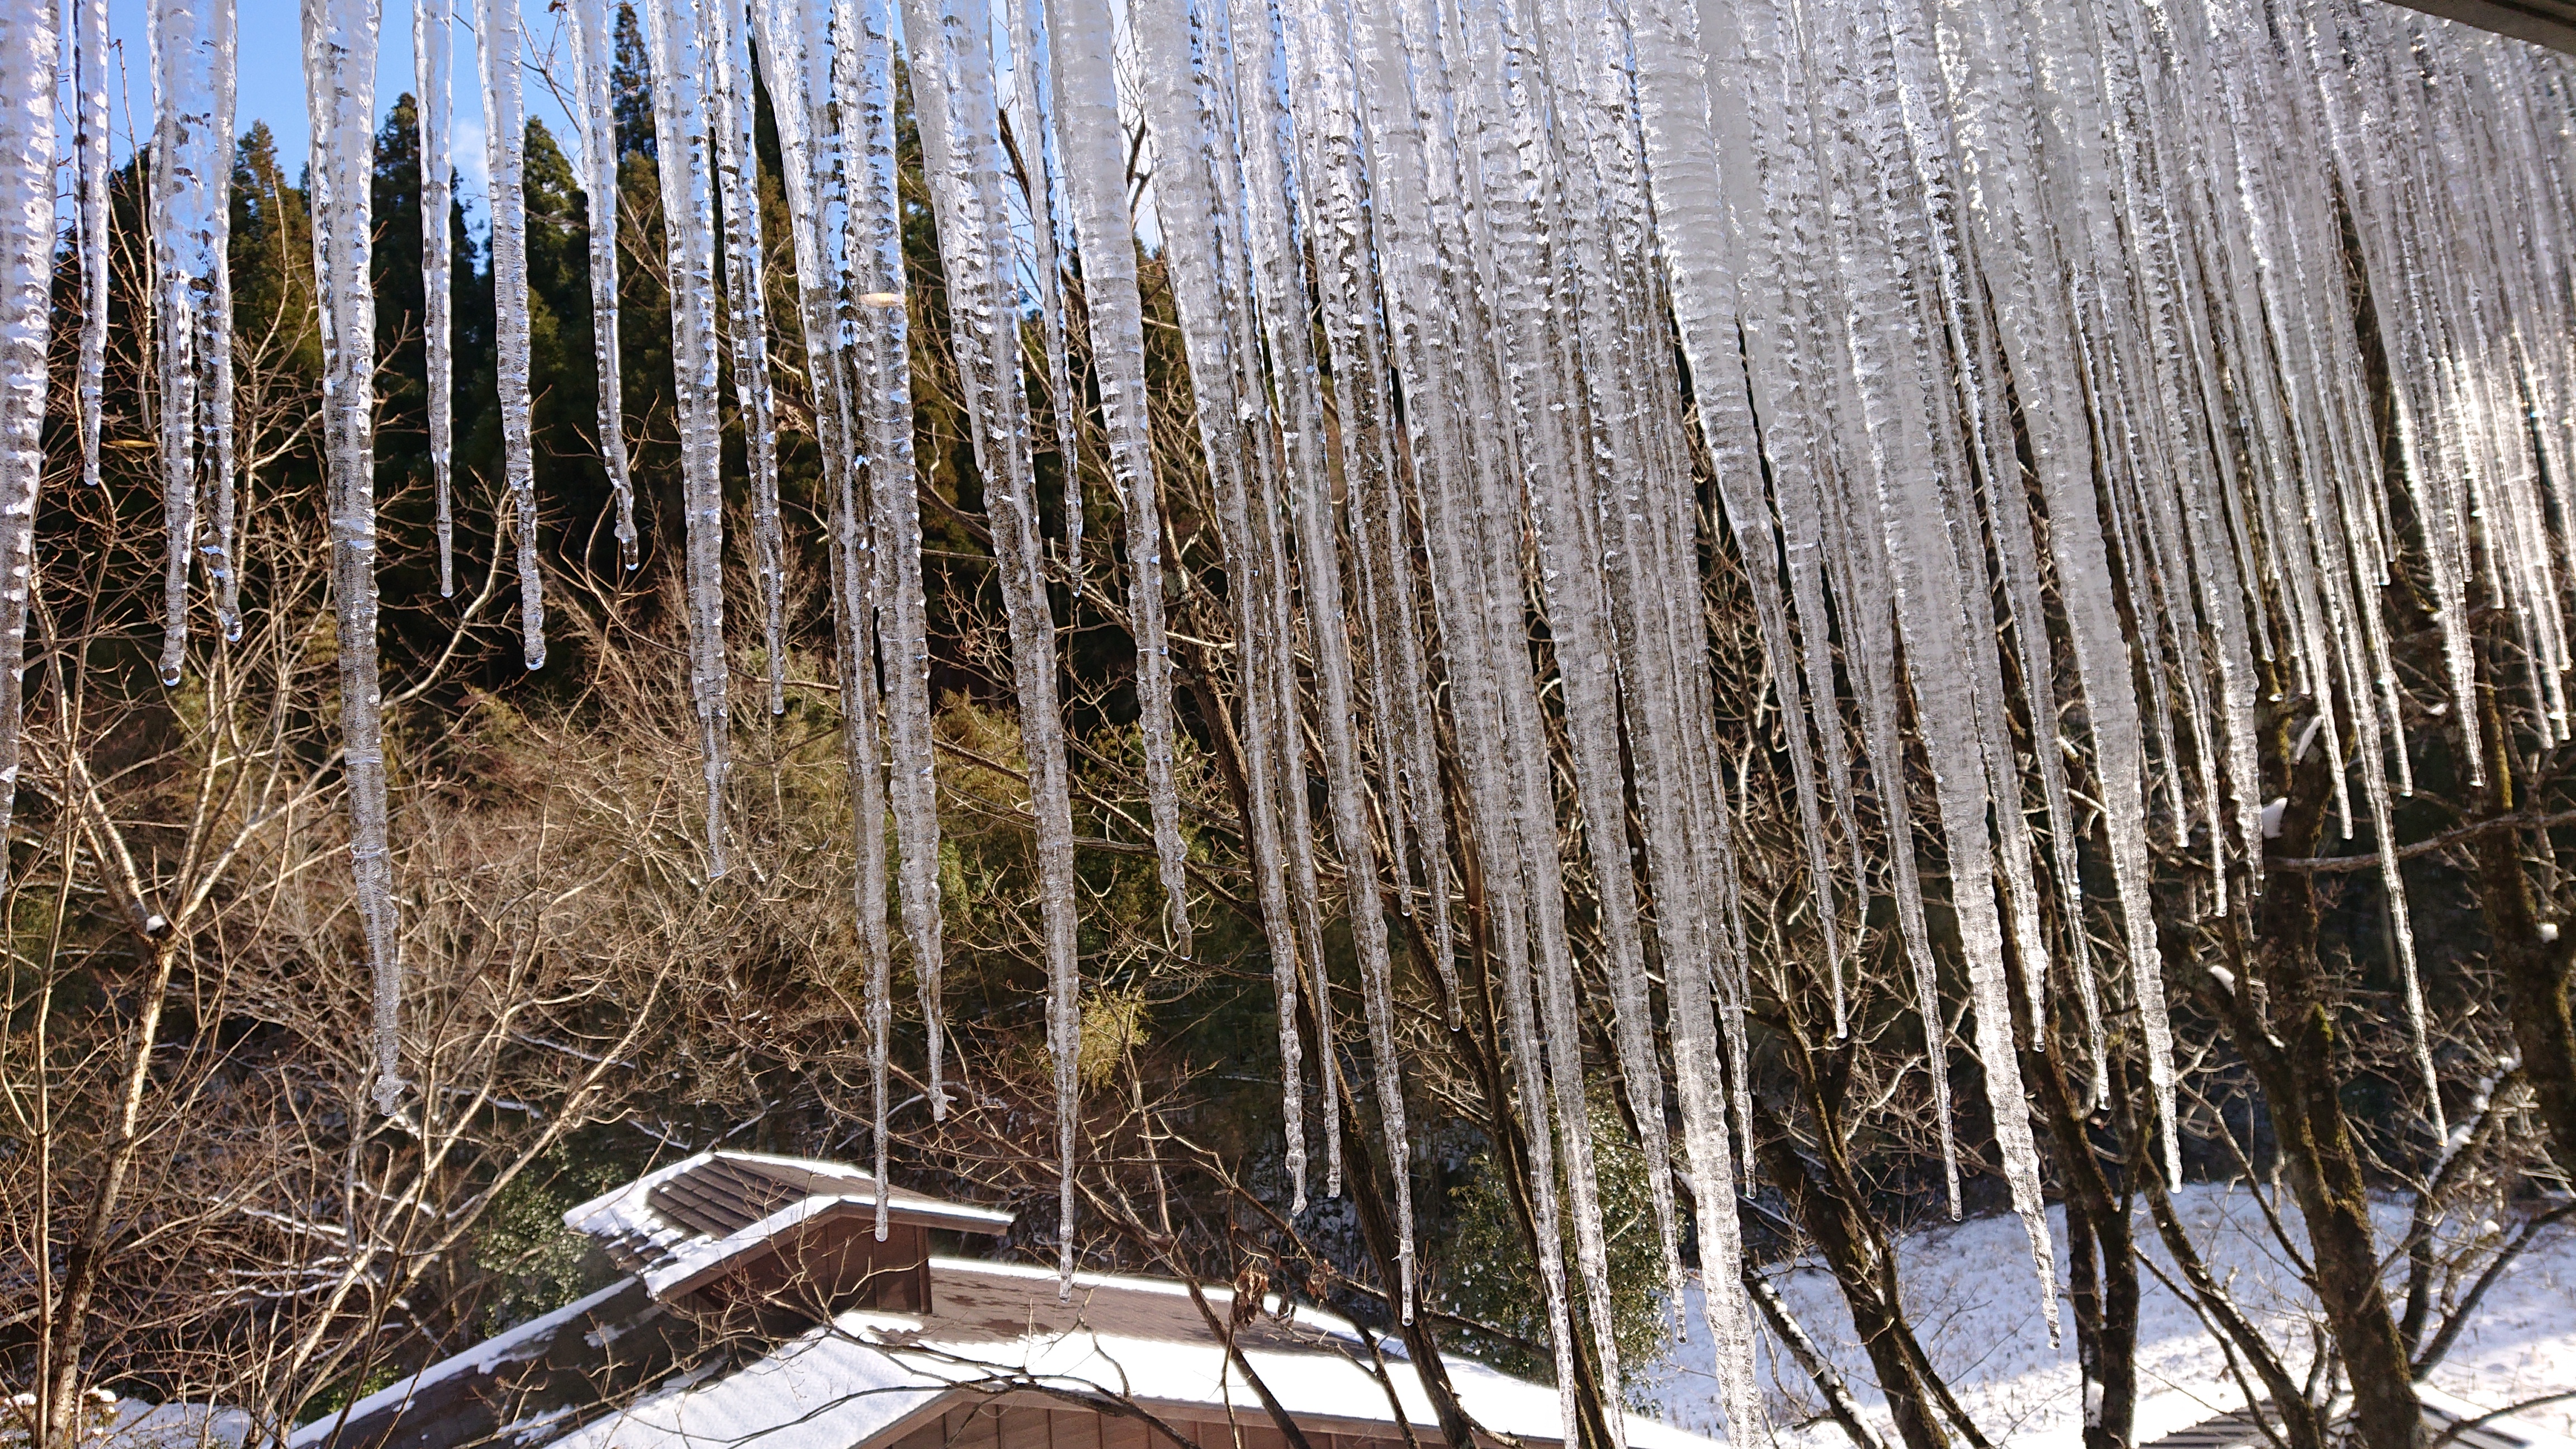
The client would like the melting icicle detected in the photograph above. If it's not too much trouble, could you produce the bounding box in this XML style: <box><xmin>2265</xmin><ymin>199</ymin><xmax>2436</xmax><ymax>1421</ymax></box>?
<box><xmin>1046</xmin><ymin>0</ymin><xmax>1191</xmax><ymax>953</ymax></box>
<box><xmin>641</xmin><ymin>0</ymin><xmax>734</xmax><ymax>876</ymax></box>
<box><xmin>706</xmin><ymin>0</ymin><xmax>785</xmax><ymax>715</ymax></box>
<box><xmin>847</xmin><ymin>0</ymin><xmax>950</xmax><ymax>1126</ymax></box>
<box><xmin>1229</xmin><ymin>0</ymin><xmax>1418</xmax><ymax>1304</ymax></box>
<box><xmin>479</xmin><ymin>0</ymin><xmax>543</xmax><ymax>669</ymax></box>
<box><xmin>565</xmin><ymin>0</ymin><xmax>636</xmax><ymax>574</ymax></box>
<box><xmin>73</xmin><ymin>0</ymin><xmax>106</xmax><ymax>494</ymax></box>
<box><xmin>902</xmin><ymin>0</ymin><xmax>1087</xmax><ymax>1290</ymax></box>
<box><xmin>301</xmin><ymin>0</ymin><xmax>400</xmax><ymax>1112</ymax></box>
<box><xmin>0</xmin><ymin>0</ymin><xmax>55</xmax><ymax>894</ymax></box>
<box><xmin>417</xmin><ymin>0</ymin><xmax>455</xmax><ymax>595</ymax></box>
<box><xmin>150</xmin><ymin>0</ymin><xmax>238</xmax><ymax>685</ymax></box>
<box><xmin>1138</xmin><ymin>0</ymin><xmax>1315</xmax><ymax>1209</ymax></box>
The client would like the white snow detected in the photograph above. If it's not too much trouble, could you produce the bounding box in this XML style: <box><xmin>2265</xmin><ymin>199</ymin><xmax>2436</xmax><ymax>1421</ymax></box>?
<box><xmin>1636</xmin><ymin>1186</ymin><xmax>2576</xmax><ymax>1447</ymax></box>
<box><xmin>544</xmin><ymin>1258</ymin><xmax>1717</xmax><ymax>1449</ymax></box>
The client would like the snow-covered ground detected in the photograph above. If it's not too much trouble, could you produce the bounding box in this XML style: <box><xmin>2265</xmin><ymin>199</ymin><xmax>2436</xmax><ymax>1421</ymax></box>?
<box><xmin>1636</xmin><ymin>1184</ymin><xmax>2576</xmax><ymax>1448</ymax></box>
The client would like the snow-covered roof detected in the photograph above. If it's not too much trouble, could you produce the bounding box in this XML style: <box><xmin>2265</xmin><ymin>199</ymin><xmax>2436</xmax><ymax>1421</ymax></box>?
<box><xmin>548</xmin><ymin>1256</ymin><xmax>1718</xmax><ymax>1449</ymax></box>
<box><xmin>296</xmin><ymin>1155</ymin><xmax>1711</xmax><ymax>1449</ymax></box>
<box><xmin>286</xmin><ymin>1278</ymin><xmax>659</xmax><ymax>1449</ymax></box>
<box><xmin>562</xmin><ymin>1152</ymin><xmax>1012</xmax><ymax>1301</ymax></box>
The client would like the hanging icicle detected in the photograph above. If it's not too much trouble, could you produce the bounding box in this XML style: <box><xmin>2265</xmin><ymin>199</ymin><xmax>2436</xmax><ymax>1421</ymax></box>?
<box><xmin>150</xmin><ymin>0</ymin><xmax>239</xmax><ymax>685</ymax></box>
<box><xmin>0</xmin><ymin>0</ymin><xmax>56</xmax><ymax>896</ymax></box>
<box><xmin>901</xmin><ymin>0</ymin><xmax>1087</xmax><ymax>1290</ymax></box>
<box><xmin>1045</xmin><ymin>0</ymin><xmax>1191</xmax><ymax>957</ymax></box>
<box><xmin>705</xmin><ymin>0</ymin><xmax>786</xmax><ymax>716</ymax></box>
<box><xmin>73</xmin><ymin>0</ymin><xmax>107</xmax><ymax>496</ymax></box>
<box><xmin>479</xmin><ymin>0</ymin><xmax>543</xmax><ymax>669</ymax></box>
<box><xmin>641</xmin><ymin>0</ymin><xmax>735</xmax><ymax>877</ymax></box>
<box><xmin>848</xmin><ymin>0</ymin><xmax>949</xmax><ymax>1139</ymax></box>
<box><xmin>416</xmin><ymin>0</ymin><xmax>454</xmax><ymax>595</ymax></box>
<box><xmin>565</xmin><ymin>0</ymin><xmax>636</xmax><ymax>575</ymax></box>
<box><xmin>300</xmin><ymin>0</ymin><xmax>399</xmax><ymax>1112</ymax></box>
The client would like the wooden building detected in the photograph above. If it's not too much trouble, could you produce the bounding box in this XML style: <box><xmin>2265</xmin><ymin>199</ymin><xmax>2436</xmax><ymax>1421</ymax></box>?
<box><xmin>291</xmin><ymin>1152</ymin><xmax>1714</xmax><ymax>1449</ymax></box>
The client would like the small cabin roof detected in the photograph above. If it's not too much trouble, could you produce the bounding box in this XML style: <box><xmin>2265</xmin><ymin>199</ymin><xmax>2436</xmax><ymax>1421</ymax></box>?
<box><xmin>564</xmin><ymin>1151</ymin><xmax>1012</xmax><ymax>1300</ymax></box>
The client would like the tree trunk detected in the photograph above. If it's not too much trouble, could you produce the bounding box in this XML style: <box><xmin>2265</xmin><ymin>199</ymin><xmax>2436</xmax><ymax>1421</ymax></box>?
<box><xmin>2003</xmin><ymin>916</ymin><xmax>2137</xmax><ymax>1449</ymax></box>
<box><xmin>2464</xmin><ymin>658</ymin><xmax>2576</xmax><ymax>1183</ymax></box>
<box><xmin>2221</xmin><ymin>744</ymin><xmax>2420</xmax><ymax>1449</ymax></box>
<box><xmin>1751</xmin><ymin>1107</ymin><xmax>1953</xmax><ymax>1449</ymax></box>
<box><xmin>42</xmin><ymin>933</ymin><xmax>179</xmax><ymax>1449</ymax></box>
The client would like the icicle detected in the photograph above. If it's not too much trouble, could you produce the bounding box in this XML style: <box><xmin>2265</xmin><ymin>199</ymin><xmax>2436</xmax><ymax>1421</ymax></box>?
<box><xmin>706</xmin><ymin>0</ymin><xmax>785</xmax><ymax>714</ymax></box>
<box><xmin>835</xmin><ymin>335</ymin><xmax>897</xmax><ymax>1247</ymax></box>
<box><xmin>847</xmin><ymin>0</ymin><xmax>948</xmax><ymax>1126</ymax></box>
<box><xmin>901</xmin><ymin>0</ymin><xmax>1085</xmax><ymax>1290</ymax></box>
<box><xmin>150</xmin><ymin>0</ymin><xmax>238</xmax><ymax>685</ymax></box>
<box><xmin>72</xmin><ymin>0</ymin><xmax>106</xmax><ymax>495</ymax></box>
<box><xmin>1933</xmin><ymin>0</ymin><xmax>2181</xmax><ymax>1177</ymax></box>
<box><xmin>640</xmin><ymin>0</ymin><xmax>733</xmax><ymax>876</ymax></box>
<box><xmin>1274</xmin><ymin>0</ymin><xmax>1460</xmax><ymax>1019</ymax></box>
<box><xmin>1228</xmin><ymin>0</ymin><xmax>1416</xmax><ymax>1304</ymax></box>
<box><xmin>565</xmin><ymin>0</ymin><xmax>636</xmax><ymax>574</ymax></box>
<box><xmin>1625</xmin><ymin>0</ymin><xmax>1794</xmax><ymax>1424</ymax></box>
<box><xmin>479</xmin><ymin>0</ymin><xmax>543</xmax><ymax>670</ymax></box>
<box><xmin>1002</xmin><ymin>0</ymin><xmax>1082</xmax><ymax>585</ymax></box>
<box><xmin>0</xmin><ymin>0</ymin><xmax>55</xmax><ymax>894</ymax></box>
<box><xmin>1046</xmin><ymin>0</ymin><xmax>1191</xmax><ymax>955</ymax></box>
<box><xmin>301</xmin><ymin>0</ymin><xmax>400</xmax><ymax>1112</ymax></box>
<box><xmin>1137</xmin><ymin>0</ymin><xmax>1313</xmax><ymax>1209</ymax></box>
<box><xmin>416</xmin><ymin>0</ymin><xmax>454</xmax><ymax>595</ymax></box>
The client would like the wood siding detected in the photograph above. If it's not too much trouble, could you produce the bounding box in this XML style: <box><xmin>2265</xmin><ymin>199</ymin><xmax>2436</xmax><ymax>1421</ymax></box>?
<box><xmin>880</xmin><ymin>1397</ymin><xmax>1514</xmax><ymax>1449</ymax></box>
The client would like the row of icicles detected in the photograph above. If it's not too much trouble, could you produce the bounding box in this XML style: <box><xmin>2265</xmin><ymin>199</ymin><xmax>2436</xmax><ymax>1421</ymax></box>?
<box><xmin>0</xmin><ymin>0</ymin><xmax>2571</xmax><ymax>1437</ymax></box>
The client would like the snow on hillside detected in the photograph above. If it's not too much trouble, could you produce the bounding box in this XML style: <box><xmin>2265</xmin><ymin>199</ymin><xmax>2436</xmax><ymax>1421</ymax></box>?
<box><xmin>1634</xmin><ymin>1184</ymin><xmax>2576</xmax><ymax>1447</ymax></box>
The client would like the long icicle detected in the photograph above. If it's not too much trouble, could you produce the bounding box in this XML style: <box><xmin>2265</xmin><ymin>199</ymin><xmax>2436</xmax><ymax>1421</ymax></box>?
<box><xmin>847</xmin><ymin>0</ymin><xmax>948</xmax><ymax>1129</ymax></box>
<box><xmin>0</xmin><ymin>0</ymin><xmax>56</xmax><ymax>894</ymax></box>
<box><xmin>416</xmin><ymin>0</ymin><xmax>454</xmax><ymax>594</ymax></box>
<box><xmin>301</xmin><ymin>0</ymin><xmax>399</xmax><ymax>1111</ymax></box>
<box><xmin>565</xmin><ymin>0</ymin><xmax>637</xmax><ymax>574</ymax></box>
<box><xmin>707</xmin><ymin>0</ymin><xmax>786</xmax><ymax>715</ymax></box>
<box><xmin>641</xmin><ymin>0</ymin><xmax>733</xmax><ymax>877</ymax></box>
<box><xmin>1230</xmin><ymin>0</ymin><xmax>1414</xmax><ymax>1304</ymax></box>
<box><xmin>149</xmin><ymin>0</ymin><xmax>238</xmax><ymax>685</ymax></box>
<box><xmin>479</xmin><ymin>0</ymin><xmax>543</xmax><ymax>669</ymax></box>
<box><xmin>72</xmin><ymin>0</ymin><xmax>106</xmax><ymax>495</ymax></box>
<box><xmin>902</xmin><ymin>0</ymin><xmax>1086</xmax><ymax>1289</ymax></box>
<box><xmin>1045</xmin><ymin>0</ymin><xmax>1192</xmax><ymax>955</ymax></box>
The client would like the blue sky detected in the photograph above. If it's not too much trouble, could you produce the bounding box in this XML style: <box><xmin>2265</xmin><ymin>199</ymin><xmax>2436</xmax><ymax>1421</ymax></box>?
<box><xmin>91</xmin><ymin>0</ymin><xmax>584</xmax><ymax>227</ymax></box>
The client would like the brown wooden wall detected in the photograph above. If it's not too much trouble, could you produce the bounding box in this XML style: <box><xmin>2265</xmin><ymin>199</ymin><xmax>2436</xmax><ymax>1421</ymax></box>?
<box><xmin>880</xmin><ymin>1399</ymin><xmax>1501</xmax><ymax>1449</ymax></box>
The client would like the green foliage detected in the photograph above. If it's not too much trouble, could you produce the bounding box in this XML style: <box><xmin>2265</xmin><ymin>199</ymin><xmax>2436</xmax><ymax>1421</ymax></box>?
<box><xmin>468</xmin><ymin>1154</ymin><xmax>630</xmax><ymax>1337</ymax></box>
<box><xmin>1438</xmin><ymin>1091</ymin><xmax>1672</xmax><ymax>1402</ymax></box>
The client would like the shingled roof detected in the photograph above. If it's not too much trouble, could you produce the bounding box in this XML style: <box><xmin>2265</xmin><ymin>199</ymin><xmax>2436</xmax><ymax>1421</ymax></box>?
<box><xmin>563</xmin><ymin>1151</ymin><xmax>1011</xmax><ymax>1300</ymax></box>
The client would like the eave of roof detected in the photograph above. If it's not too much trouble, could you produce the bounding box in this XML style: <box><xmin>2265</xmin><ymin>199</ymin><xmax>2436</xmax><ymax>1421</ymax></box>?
<box><xmin>2393</xmin><ymin>1</ymin><xmax>2576</xmax><ymax>58</ymax></box>
<box><xmin>562</xmin><ymin>1152</ymin><xmax>1012</xmax><ymax>1296</ymax></box>
<box><xmin>543</xmin><ymin>1257</ymin><xmax>1719</xmax><ymax>1449</ymax></box>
